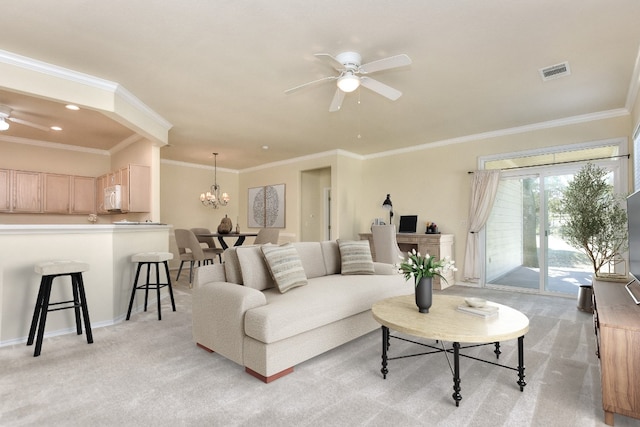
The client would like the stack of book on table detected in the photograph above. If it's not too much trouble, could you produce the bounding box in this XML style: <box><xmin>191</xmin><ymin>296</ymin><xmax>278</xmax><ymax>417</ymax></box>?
<box><xmin>456</xmin><ymin>304</ymin><xmax>499</xmax><ymax>318</ymax></box>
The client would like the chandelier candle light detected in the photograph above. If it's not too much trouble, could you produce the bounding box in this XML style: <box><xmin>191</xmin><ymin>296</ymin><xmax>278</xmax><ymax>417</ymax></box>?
<box><xmin>200</xmin><ymin>153</ymin><xmax>230</xmax><ymax>209</ymax></box>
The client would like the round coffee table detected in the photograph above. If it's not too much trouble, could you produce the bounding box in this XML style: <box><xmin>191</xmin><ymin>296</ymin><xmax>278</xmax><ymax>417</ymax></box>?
<box><xmin>372</xmin><ymin>294</ymin><xmax>530</xmax><ymax>406</ymax></box>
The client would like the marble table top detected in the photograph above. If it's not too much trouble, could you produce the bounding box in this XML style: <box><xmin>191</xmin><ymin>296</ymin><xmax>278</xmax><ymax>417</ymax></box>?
<box><xmin>372</xmin><ymin>294</ymin><xmax>530</xmax><ymax>343</ymax></box>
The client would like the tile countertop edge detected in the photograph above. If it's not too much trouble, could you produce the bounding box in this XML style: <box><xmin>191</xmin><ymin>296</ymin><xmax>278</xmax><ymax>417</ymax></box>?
<box><xmin>0</xmin><ymin>224</ymin><xmax>173</xmax><ymax>234</ymax></box>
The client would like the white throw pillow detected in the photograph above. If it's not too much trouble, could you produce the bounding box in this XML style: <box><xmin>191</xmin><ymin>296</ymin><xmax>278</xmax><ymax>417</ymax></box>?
<box><xmin>261</xmin><ymin>243</ymin><xmax>308</xmax><ymax>293</ymax></box>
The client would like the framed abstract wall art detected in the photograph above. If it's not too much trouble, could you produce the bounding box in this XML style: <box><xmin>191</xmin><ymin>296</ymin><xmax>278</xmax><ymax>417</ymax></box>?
<box><xmin>248</xmin><ymin>184</ymin><xmax>286</xmax><ymax>228</ymax></box>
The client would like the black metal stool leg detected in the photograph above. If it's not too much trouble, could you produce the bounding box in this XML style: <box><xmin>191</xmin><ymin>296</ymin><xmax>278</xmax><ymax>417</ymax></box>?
<box><xmin>126</xmin><ymin>263</ymin><xmax>144</xmax><ymax>320</ymax></box>
<box><xmin>164</xmin><ymin>261</ymin><xmax>176</xmax><ymax>312</ymax></box>
<box><xmin>71</xmin><ymin>277</ymin><xmax>82</xmax><ymax>335</ymax></box>
<box><xmin>33</xmin><ymin>277</ymin><xmax>54</xmax><ymax>357</ymax></box>
<box><xmin>27</xmin><ymin>277</ymin><xmax>47</xmax><ymax>346</ymax></box>
<box><xmin>143</xmin><ymin>262</ymin><xmax>150</xmax><ymax>312</ymax></box>
<box><xmin>155</xmin><ymin>262</ymin><xmax>162</xmax><ymax>320</ymax></box>
<box><xmin>75</xmin><ymin>273</ymin><xmax>93</xmax><ymax>344</ymax></box>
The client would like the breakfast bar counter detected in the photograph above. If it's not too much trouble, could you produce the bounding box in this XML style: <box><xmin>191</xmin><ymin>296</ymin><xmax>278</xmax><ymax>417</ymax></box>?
<box><xmin>0</xmin><ymin>224</ymin><xmax>172</xmax><ymax>346</ymax></box>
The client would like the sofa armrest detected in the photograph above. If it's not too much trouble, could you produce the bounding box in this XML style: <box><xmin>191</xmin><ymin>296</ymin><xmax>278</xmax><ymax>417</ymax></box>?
<box><xmin>193</xmin><ymin>264</ymin><xmax>226</xmax><ymax>288</ymax></box>
<box><xmin>192</xmin><ymin>282</ymin><xmax>266</xmax><ymax>366</ymax></box>
<box><xmin>373</xmin><ymin>262</ymin><xmax>400</xmax><ymax>275</ymax></box>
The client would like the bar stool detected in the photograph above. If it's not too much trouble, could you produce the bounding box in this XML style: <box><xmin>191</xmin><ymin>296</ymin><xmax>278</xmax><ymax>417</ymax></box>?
<box><xmin>28</xmin><ymin>260</ymin><xmax>93</xmax><ymax>357</ymax></box>
<box><xmin>126</xmin><ymin>252</ymin><xmax>175</xmax><ymax>321</ymax></box>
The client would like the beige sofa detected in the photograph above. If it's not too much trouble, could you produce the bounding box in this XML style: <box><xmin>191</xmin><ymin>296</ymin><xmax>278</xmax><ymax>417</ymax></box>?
<box><xmin>192</xmin><ymin>240</ymin><xmax>413</xmax><ymax>382</ymax></box>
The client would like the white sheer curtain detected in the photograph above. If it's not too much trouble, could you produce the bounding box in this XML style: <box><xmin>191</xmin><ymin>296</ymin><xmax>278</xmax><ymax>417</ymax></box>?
<box><xmin>463</xmin><ymin>170</ymin><xmax>501</xmax><ymax>281</ymax></box>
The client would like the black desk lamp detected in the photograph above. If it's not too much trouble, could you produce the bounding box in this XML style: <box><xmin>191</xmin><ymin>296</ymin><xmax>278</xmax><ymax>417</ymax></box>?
<box><xmin>382</xmin><ymin>194</ymin><xmax>393</xmax><ymax>225</ymax></box>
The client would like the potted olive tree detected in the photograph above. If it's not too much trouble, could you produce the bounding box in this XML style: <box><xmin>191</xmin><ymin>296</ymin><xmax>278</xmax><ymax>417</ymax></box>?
<box><xmin>561</xmin><ymin>163</ymin><xmax>628</xmax><ymax>279</ymax></box>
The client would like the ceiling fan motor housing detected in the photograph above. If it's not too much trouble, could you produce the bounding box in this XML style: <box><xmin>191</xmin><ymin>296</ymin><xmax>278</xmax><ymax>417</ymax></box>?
<box><xmin>336</xmin><ymin>52</ymin><xmax>362</xmax><ymax>71</ymax></box>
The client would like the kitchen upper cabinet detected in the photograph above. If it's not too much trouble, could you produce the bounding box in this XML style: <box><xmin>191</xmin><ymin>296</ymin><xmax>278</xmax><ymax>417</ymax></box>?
<box><xmin>43</xmin><ymin>174</ymin><xmax>96</xmax><ymax>214</ymax></box>
<box><xmin>43</xmin><ymin>173</ymin><xmax>71</xmax><ymax>213</ymax></box>
<box><xmin>0</xmin><ymin>169</ymin><xmax>10</xmax><ymax>212</ymax></box>
<box><xmin>96</xmin><ymin>164</ymin><xmax>150</xmax><ymax>214</ymax></box>
<box><xmin>71</xmin><ymin>176</ymin><xmax>96</xmax><ymax>214</ymax></box>
<box><xmin>13</xmin><ymin>170</ymin><xmax>42</xmax><ymax>213</ymax></box>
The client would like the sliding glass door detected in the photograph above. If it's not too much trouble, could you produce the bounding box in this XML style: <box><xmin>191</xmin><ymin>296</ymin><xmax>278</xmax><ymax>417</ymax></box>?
<box><xmin>485</xmin><ymin>163</ymin><xmax>618</xmax><ymax>295</ymax></box>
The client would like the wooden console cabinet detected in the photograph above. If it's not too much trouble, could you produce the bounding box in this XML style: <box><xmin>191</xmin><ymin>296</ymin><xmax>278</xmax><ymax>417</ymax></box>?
<box><xmin>592</xmin><ymin>278</ymin><xmax>640</xmax><ymax>425</ymax></box>
<box><xmin>359</xmin><ymin>232</ymin><xmax>454</xmax><ymax>290</ymax></box>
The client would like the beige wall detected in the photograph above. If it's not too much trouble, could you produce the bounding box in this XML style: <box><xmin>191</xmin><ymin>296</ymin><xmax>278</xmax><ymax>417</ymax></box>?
<box><xmin>358</xmin><ymin>115</ymin><xmax>632</xmax><ymax>282</ymax></box>
<box><xmin>160</xmin><ymin>160</ymin><xmax>239</xmax><ymax>269</ymax></box>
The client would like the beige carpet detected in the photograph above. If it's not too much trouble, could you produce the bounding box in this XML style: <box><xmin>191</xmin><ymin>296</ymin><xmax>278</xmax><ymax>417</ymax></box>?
<box><xmin>1</xmin><ymin>277</ymin><xmax>638</xmax><ymax>426</ymax></box>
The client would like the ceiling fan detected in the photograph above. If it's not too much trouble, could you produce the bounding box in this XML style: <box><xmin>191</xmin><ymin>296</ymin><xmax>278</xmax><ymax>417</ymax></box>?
<box><xmin>0</xmin><ymin>104</ymin><xmax>51</xmax><ymax>132</ymax></box>
<box><xmin>285</xmin><ymin>51</ymin><xmax>412</xmax><ymax>112</ymax></box>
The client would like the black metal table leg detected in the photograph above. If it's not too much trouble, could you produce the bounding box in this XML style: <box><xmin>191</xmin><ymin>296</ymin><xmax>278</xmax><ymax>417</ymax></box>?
<box><xmin>517</xmin><ymin>335</ymin><xmax>526</xmax><ymax>391</ymax></box>
<box><xmin>381</xmin><ymin>326</ymin><xmax>389</xmax><ymax>379</ymax></box>
<box><xmin>234</xmin><ymin>236</ymin><xmax>247</xmax><ymax>246</ymax></box>
<box><xmin>452</xmin><ymin>341</ymin><xmax>462</xmax><ymax>406</ymax></box>
<box><xmin>494</xmin><ymin>342</ymin><xmax>501</xmax><ymax>359</ymax></box>
<box><xmin>217</xmin><ymin>236</ymin><xmax>229</xmax><ymax>250</ymax></box>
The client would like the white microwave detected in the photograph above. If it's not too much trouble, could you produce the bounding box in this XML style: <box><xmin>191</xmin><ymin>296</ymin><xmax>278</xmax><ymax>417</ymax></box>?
<box><xmin>104</xmin><ymin>185</ymin><xmax>122</xmax><ymax>211</ymax></box>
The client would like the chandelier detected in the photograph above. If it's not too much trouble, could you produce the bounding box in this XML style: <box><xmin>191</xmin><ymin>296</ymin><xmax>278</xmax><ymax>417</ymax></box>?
<box><xmin>200</xmin><ymin>153</ymin><xmax>230</xmax><ymax>208</ymax></box>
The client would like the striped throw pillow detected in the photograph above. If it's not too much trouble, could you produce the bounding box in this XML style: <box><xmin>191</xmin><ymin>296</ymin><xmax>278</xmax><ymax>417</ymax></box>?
<box><xmin>261</xmin><ymin>243</ymin><xmax>308</xmax><ymax>293</ymax></box>
<box><xmin>337</xmin><ymin>239</ymin><xmax>375</xmax><ymax>275</ymax></box>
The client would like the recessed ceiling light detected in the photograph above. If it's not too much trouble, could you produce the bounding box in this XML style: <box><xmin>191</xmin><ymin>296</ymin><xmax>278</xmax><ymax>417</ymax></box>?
<box><xmin>65</xmin><ymin>104</ymin><xmax>80</xmax><ymax>111</ymax></box>
<box><xmin>262</xmin><ymin>145</ymin><xmax>269</xmax><ymax>150</ymax></box>
<box><xmin>50</xmin><ymin>126</ymin><xmax>63</xmax><ymax>131</ymax></box>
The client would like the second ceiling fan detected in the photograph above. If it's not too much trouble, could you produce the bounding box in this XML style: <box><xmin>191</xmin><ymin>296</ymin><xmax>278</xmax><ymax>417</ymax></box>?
<box><xmin>285</xmin><ymin>51</ymin><xmax>412</xmax><ymax>112</ymax></box>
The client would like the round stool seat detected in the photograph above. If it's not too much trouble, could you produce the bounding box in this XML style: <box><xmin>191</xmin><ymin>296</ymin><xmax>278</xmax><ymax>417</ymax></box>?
<box><xmin>131</xmin><ymin>252</ymin><xmax>174</xmax><ymax>263</ymax></box>
<box><xmin>35</xmin><ymin>260</ymin><xmax>90</xmax><ymax>276</ymax></box>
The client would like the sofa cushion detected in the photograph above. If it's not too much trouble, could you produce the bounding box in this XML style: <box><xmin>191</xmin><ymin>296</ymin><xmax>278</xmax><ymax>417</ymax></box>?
<box><xmin>223</xmin><ymin>247</ymin><xmax>243</xmax><ymax>284</ymax></box>
<box><xmin>236</xmin><ymin>245</ymin><xmax>274</xmax><ymax>290</ymax></box>
<box><xmin>321</xmin><ymin>240</ymin><xmax>341</xmax><ymax>275</ymax></box>
<box><xmin>261</xmin><ymin>243</ymin><xmax>308</xmax><ymax>293</ymax></box>
<box><xmin>337</xmin><ymin>239</ymin><xmax>375</xmax><ymax>275</ymax></box>
<box><xmin>292</xmin><ymin>242</ymin><xmax>327</xmax><ymax>279</ymax></box>
<box><xmin>244</xmin><ymin>274</ymin><xmax>412</xmax><ymax>344</ymax></box>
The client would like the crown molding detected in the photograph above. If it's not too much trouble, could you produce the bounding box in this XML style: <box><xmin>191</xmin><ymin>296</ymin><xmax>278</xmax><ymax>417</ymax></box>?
<box><xmin>365</xmin><ymin>108</ymin><xmax>630</xmax><ymax>160</ymax></box>
<box><xmin>160</xmin><ymin>158</ymin><xmax>239</xmax><ymax>174</ymax></box>
<box><xmin>0</xmin><ymin>134</ymin><xmax>109</xmax><ymax>155</ymax></box>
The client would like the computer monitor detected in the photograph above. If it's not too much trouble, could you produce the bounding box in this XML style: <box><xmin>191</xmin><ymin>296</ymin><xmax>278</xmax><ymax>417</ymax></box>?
<box><xmin>398</xmin><ymin>215</ymin><xmax>418</xmax><ymax>233</ymax></box>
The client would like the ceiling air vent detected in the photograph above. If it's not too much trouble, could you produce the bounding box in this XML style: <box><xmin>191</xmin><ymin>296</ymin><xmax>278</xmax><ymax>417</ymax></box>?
<box><xmin>539</xmin><ymin>61</ymin><xmax>571</xmax><ymax>81</ymax></box>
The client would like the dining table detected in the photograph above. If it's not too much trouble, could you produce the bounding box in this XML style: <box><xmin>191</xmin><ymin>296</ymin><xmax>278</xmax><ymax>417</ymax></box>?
<box><xmin>196</xmin><ymin>232</ymin><xmax>259</xmax><ymax>250</ymax></box>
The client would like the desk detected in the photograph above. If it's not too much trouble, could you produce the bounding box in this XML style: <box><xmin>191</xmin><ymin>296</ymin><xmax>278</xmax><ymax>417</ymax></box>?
<box><xmin>372</xmin><ymin>294</ymin><xmax>529</xmax><ymax>406</ymax></box>
<box><xmin>360</xmin><ymin>232</ymin><xmax>454</xmax><ymax>289</ymax></box>
<box><xmin>197</xmin><ymin>232</ymin><xmax>258</xmax><ymax>250</ymax></box>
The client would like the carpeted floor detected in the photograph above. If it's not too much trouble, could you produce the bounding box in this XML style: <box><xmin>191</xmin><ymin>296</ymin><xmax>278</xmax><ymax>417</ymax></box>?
<box><xmin>1</xmin><ymin>277</ymin><xmax>638</xmax><ymax>426</ymax></box>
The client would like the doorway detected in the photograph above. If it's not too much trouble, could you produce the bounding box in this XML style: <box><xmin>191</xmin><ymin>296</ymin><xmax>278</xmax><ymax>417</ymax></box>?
<box><xmin>300</xmin><ymin>167</ymin><xmax>331</xmax><ymax>242</ymax></box>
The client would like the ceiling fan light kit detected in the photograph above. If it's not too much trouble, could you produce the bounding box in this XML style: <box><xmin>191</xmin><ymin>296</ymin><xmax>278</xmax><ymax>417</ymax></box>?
<box><xmin>285</xmin><ymin>51</ymin><xmax>412</xmax><ymax>112</ymax></box>
<box><xmin>337</xmin><ymin>72</ymin><xmax>360</xmax><ymax>92</ymax></box>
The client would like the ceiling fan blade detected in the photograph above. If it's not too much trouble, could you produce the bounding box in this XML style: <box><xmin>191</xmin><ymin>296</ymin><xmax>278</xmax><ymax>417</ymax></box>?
<box><xmin>359</xmin><ymin>54</ymin><xmax>412</xmax><ymax>74</ymax></box>
<box><xmin>360</xmin><ymin>77</ymin><xmax>402</xmax><ymax>101</ymax></box>
<box><xmin>284</xmin><ymin>76</ymin><xmax>336</xmax><ymax>94</ymax></box>
<box><xmin>329</xmin><ymin>88</ymin><xmax>345</xmax><ymax>112</ymax></box>
<box><xmin>8</xmin><ymin>117</ymin><xmax>51</xmax><ymax>132</ymax></box>
<box><xmin>314</xmin><ymin>53</ymin><xmax>346</xmax><ymax>71</ymax></box>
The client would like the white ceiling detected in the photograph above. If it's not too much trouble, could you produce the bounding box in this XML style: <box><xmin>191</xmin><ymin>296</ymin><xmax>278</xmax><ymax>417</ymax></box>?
<box><xmin>1</xmin><ymin>1</ymin><xmax>640</xmax><ymax>170</ymax></box>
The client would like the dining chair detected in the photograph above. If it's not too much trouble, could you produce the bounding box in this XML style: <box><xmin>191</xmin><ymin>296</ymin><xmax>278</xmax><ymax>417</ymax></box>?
<box><xmin>254</xmin><ymin>228</ymin><xmax>280</xmax><ymax>245</ymax></box>
<box><xmin>174</xmin><ymin>229</ymin><xmax>216</xmax><ymax>286</ymax></box>
<box><xmin>190</xmin><ymin>227</ymin><xmax>224</xmax><ymax>263</ymax></box>
<box><xmin>371</xmin><ymin>224</ymin><xmax>404</xmax><ymax>264</ymax></box>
